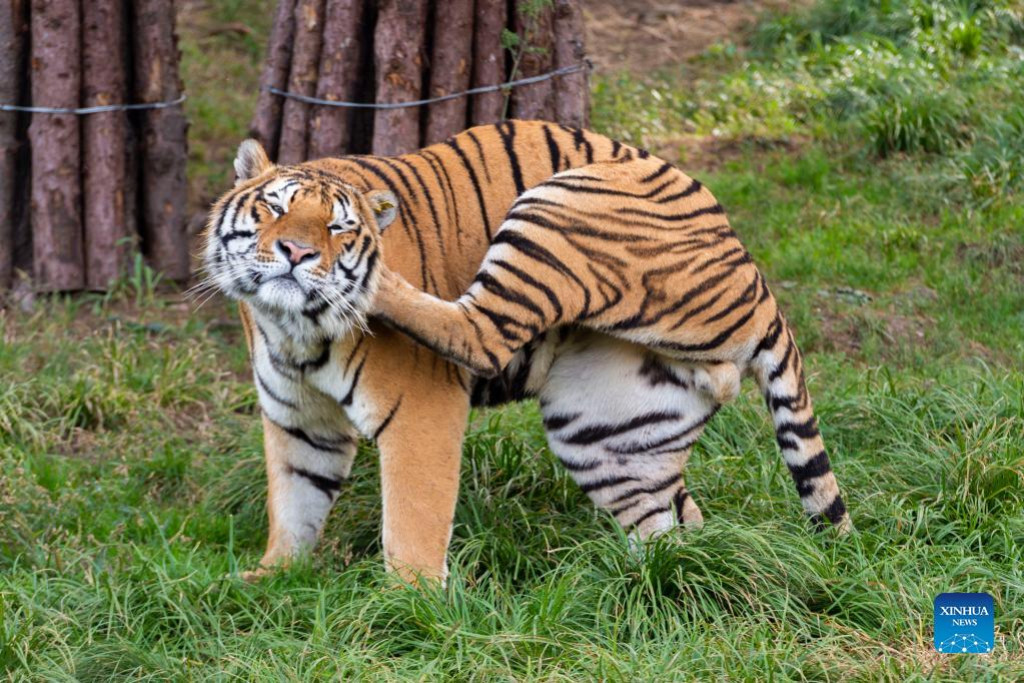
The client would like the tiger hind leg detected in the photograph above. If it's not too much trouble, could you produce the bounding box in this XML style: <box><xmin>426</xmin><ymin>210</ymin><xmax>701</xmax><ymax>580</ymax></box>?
<box><xmin>539</xmin><ymin>334</ymin><xmax>724</xmax><ymax>541</ymax></box>
<box><xmin>750</xmin><ymin>314</ymin><xmax>853</xmax><ymax>532</ymax></box>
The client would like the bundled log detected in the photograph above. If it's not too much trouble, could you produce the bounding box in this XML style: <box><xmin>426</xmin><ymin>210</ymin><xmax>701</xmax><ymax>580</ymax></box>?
<box><xmin>133</xmin><ymin>0</ymin><xmax>190</xmax><ymax>281</ymax></box>
<box><xmin>277</xmin><ymin>0</ymin><xmax>325</xmax><ymax>164</ymax></box>
<box><xmin>29</xmin><ymin>0</ymin><xmax>84</xmax><ymax>292</ymax></box>
<box><xmin>0</xmin><ymin>0</ymin><xmax>190</xmax><ymax>294</ymax></box>
<box><xmin>0</xmin><ymin>0</ymin><xmax>27</xmax><ymax>290</ymax></box>
<box><xmin>83</xmin><ymin>0</ymin><xmax>131</xmax><ymax>290</ymax></box>
<box><xmin>423</xmin><ymin>0</ymin><xmax>473</xmax><ymax>145</ymax></box>
<box><xmin>511</xmin><ymin>0</ymin><xmax>556</xmax><ymax>121</ymax></box>
<box><xmin>554</xmin><ymin>0</ymin><xmax>588</xmax><ymax>128</ymax></box>
<box><xmin>250</xmin><ymin>0</ymin><xmax>590</xmax><ymax>159</ymax></box>
<box><xmin>371</xmin><ymin>0</ymin><xmax>428</xmax><ymax>157</ymax></box>
<box><xmin>249</xmin><ymin>0</ymin><xmax>297</xmax><ymax>154</ymax></box>
<box><xmin>308</xmin><ymin>0</ymin><xmax>365</xmax><ymax>158</ymax></box>
<box><xmin>471</xmin><ymin>0</ymin><xmax>507</xmax><ymax>126</ymax></box>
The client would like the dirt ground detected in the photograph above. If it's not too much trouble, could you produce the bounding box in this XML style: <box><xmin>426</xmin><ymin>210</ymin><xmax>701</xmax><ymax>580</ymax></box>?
<box><xmin>583</xmin><ymin>0</ymin><xmax>799</xmax><ymax>74</ymax></box>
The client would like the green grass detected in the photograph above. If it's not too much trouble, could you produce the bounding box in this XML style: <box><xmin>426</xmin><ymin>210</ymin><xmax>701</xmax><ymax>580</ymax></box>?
<box><xmin>1</xmin><ymin>0</ymin><xmax>1023</xmax><ymax>679</ymax></box>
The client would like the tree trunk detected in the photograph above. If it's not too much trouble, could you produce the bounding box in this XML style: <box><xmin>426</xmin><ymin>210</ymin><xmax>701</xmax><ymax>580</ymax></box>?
<box><xmin>511</xmin><ymin>0</ymin><xmax>555</xmax><ymax>121</ymax></box>
<box><xmin>423</xmin><ymin>0</ymin><xmax>473</xmax><ymax>145</ymax></box>
<box><xmin>554</xmin><ymin>0</ymin><xmax>587</xmax><ymax>128</ymax></box>
<box><xmin>82</xmin><ymin>0</ymin><xmax>131</xmax><ymax>289</ymax></box>
<box><xmin>133</xmin><ymin>0</ymin><xmax>190</xmax><ymax>281</ymax></box>
<box><xmin>277</xmin><ymin>0</ymin><xmax>325</xmax><ymax>164</ymax></box>
<box><xmin>371</xmin><ymin>0</ymin><xmax>428</xmax><ymax>156</ymax></box>
<box><xmin>249</xmin><ymin>0</ymin><xmax>297</xmax><ymax>158</ymax></box>
<box><xmin>0</xmin><ymin>0</ymin><xmax>26</xmax><ymax>290</ymax></box>
<box><xmin>29</xmin><ymin>0</ymin><xmax>84</xmax><ymax>292</ymax></box>
<box><xmin>470</xmin><ymin>0</ymin><xmax>505</xmax><ymax>126</ymax></box>
<box><xmin>307</xmin><ymin>0</ymin><xmax>364</xmax><ymax>159</ymax></box>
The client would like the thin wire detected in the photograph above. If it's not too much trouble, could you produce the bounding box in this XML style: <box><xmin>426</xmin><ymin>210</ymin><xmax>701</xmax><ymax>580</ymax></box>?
<box><xmin>0</xmin><ymin>93</ymin><xmax>187</xmax><ymax>115</ymax></box>
<box><xmin>266</xmin><ymin>61</ymin><xmax>591</xmax><ymax>110</ymax></box>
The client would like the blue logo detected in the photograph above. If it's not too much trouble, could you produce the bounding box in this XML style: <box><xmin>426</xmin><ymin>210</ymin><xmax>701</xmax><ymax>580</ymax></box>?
<box><xmin>934</xmin><ymin>593</ymin><xmax>994</xmax><ymax>653</ymax></box>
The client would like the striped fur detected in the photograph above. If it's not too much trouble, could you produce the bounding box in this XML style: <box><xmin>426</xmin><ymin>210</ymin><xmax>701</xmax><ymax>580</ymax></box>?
<box><xmin>373</xmin><ymin>156</ymin><xmax>852</xmax><ymax>535</ymax></box>
<box><xmin>203</xmin><ymin>121</ymin><xmax>849</xmax><ymax>584</ymax></box>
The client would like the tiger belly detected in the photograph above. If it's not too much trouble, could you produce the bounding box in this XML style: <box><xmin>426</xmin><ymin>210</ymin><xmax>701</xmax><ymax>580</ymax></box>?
<box><xmin>468</xmin><ymin>328</ymin><xmax>728</xmax><ymax>538</ymax></box>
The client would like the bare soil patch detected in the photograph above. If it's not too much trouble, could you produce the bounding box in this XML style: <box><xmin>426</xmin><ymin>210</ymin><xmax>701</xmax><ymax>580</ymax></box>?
<box><xmin>584</xmin><ymin>0</ymin><xmax>802</xmax><ymax>75</ymax></box>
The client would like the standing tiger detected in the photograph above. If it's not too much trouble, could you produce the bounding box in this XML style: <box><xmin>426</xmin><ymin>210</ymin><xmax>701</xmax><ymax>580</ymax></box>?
<box><xmin>203</xmin><ymin>121</ymin><xmax>850</xmax><ymax>584</ymax></box>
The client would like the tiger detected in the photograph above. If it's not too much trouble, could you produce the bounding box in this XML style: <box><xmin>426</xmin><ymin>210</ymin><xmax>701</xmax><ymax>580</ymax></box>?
<box><xmin>203</xmin><ymin>120</ymin><xmax>850</xmax><ymax>584</ymax></box>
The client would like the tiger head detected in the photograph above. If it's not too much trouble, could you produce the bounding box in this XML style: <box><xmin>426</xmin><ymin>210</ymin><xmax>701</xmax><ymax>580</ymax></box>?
<box><xmin>203</xmin><ymin>140</ymin><xmax>397</xmax><ymax>342</ymax></box>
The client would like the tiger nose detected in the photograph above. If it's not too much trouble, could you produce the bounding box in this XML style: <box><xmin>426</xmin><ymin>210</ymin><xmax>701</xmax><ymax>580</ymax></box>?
<box><xmin>277</xmin><ymin>239</ymin><xmax>319</xmax><ymax>265</ymax></box>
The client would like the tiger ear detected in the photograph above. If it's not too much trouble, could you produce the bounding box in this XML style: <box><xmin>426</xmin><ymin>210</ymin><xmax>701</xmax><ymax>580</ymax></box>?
<box><xmin>366</xmin><ymin>190</ymin><xmax>398</xmax><ymax>232</ymax></box>
<box><xmin>233</xmin><ymin>139</ymin><xmax>272</xmax><ymax>185</ymax></box>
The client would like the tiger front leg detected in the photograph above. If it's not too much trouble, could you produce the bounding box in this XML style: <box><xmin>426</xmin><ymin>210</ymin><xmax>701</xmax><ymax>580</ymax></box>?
<box><xmin>244</xmin><ymin>414</ymin><xmax>357</xmax><ymax>580</ymax></box>
<box><xmin>373</xmin><ymin>379</ymin><xmax>471</xmax><ymax>586</ymax></box>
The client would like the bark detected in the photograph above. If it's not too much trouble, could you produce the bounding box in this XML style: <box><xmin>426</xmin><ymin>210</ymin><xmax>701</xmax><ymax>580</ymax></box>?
<box><xmin>0</xmin><ymin>0</ymin><xmax>26</xmax><ymax>290</ymax></box>
<box><xmin>511</xmin><ymin>0</ymin><xmax>556</xmax><ymax>121</ymax></box>
<box><xmin>83</xmin><ymin>0</ymin><xmax>131</xmax><ymax>289</ymax></box>
<box><xmin>133</xmin><ymin>0</ymin><xmax>190</xmax><ymax>280</ymax></box>
<box><xmin>371</xmin><ymin>0</ymin><xmax>428</xmax><ymax>156</ymax></box>
<box><xmin>277</xmin><ymin>0</ymin><xmax>325</xmax><ymax>164</ymax></box>
<box><xmin>29</xmin><ymin>0</ymin><xmax>84</xmax><ymax>291</ymax></box>
<box><xmin>307</xmin><ymin>0</ymin><xmax>364</xmax><ymax>159</ymax></box>
<box><xmin>470</xmin><ymin>0</ymin><xmax>505</xmax><ymax>125</ymax></box>
<box><xmin>423</xmin><ymin>0</ymin><xmax>474</xmax><ymax>145</ymax></box>
<box><xmin>249</xmin><ymin>0</ymin><xmax>297</xmax><ymax>158</ymax></box>
<box><xmin>553</xmin><ymin>0</ymin><xmax>588</xmax><ymax>128</ymax></box>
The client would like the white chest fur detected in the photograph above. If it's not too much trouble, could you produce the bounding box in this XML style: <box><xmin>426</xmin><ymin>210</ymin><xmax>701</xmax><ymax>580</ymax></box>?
<box><xmin>250</xmin><ymin>316</ymin><xmax>376</xmax><ymax>440</ymax></box>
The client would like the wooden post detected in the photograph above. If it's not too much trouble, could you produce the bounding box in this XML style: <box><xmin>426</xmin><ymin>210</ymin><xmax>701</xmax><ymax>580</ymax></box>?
<box><xmin>511</xmin><ymin>0</ymin><xmax>556</xmax><ymax>121</ymax></box>
<box><xmin>29</xmin><ymin>0</ymin><xmax>84</xmax><ymax>291</ymax></box>
<box><xmin>554</xmin><ymin>0</ymin><xmax>588</xmax><ymax>128</ymax></box>
<box><xmin>249</xmin><ymin>0</ymin><xmax>297</xmax><ymax>158</ymax></box>
<box><xmin>82</xmin><ymin>0</ymin><xmax>131</xmax><ymax>289</ymax></box>
<box><xmin>470</xmin><ymin>0</ymin><xmax>505</xmax><ymax>126</ymax></box>
<box><xmin>133</xmin><ymin>0</ymin><xmax>190</xmax><ymax>281</ymax></box>
<box><xmin>0</xmin><ymin>0</ymin><xmax>26</xmax><ymax>290</ymax></box>
<box><xmin>277</xmin><ymin>0</ymin><xmax>325</xmax><ymax>164</ymax></box>
<box><xmin>423</xmin><ymin>0</ymin><xmax>474</xmax><ymax>145</ymax></box>
<box><xmin>371</xmin><ymin>0</ymin><xmax>428</xmax><ymax>156</ymax></box>
<box><xmin>307</xmin><ymin>0</ymin><xmax>364</xmax><ymax>159</ymax></box>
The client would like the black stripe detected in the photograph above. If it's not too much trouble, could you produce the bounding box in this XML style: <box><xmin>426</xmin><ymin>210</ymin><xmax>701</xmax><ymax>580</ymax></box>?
<box><xmin>608</xmin><ymin>472</ymin><xmax>683</xmax><ymax>506</ymax></box>
<box><xmin>557</xmin><ymin>455</ymin><xmax>602</xmax><ymax>472</ymax></box>
<box><xmin>777</xmin><ymin>416</ymin><xmax>820</xmax><ymax>440</ymax></box>
<box><xmin>543</xmin><ymin>412</ymin><xmax>580</xmax><ymax>430</ymax></box>
<box><xmin>656</xmin><ymin>178</ymin><xmax>702</xmax><ymax>203</ymax></box>
<box><xmin>280</xmin><ymin>424</ymin><xmax>352</xmax><ymax>455</ymax></box>
<box><xmin>373</xmin><ymin>398</ymin><xmax>402</xmax><ymax>439</ymax></box>
<box><xmin>497</xmin><ymin>121</ymin><xmax>526</xmax><ymax>195</ymax></box>
<box><xmin>338</xmin><ymin>356</ymin><xmax>366</xmax><ymax>407</ymax></box>
<box><xmin>615</xmin><ymin>203</ymin><xmax>725</xmax><ymax>222</ymax></box>
<box><xmin>810</xmin><ymin>496</ymin><xmax>847</xmax><ymax>528</ymax></box>
<box><xmin>490</xmin><ymin>258</ymin><xmax>564</xmax><ymax>320</ymax></box>
<box><xmin>768</xmin><ymin>340</ymin><xmax>795</xmax><ymax>382</ymax></box>
<box><xmin>673</xmin><ymin>488</ymin><xmax>690</xmax><ymax>524</ymax></box>
<box><xmin>627</xmin><ymin>505</ymin><xmax>670</xmax><ymax>530</ymax></box>
<box><xmin>472</xmin><ymin>271</ymin><xmax>547</xmax><ymax>321</ymax></box>
<box><xmin>787</xmin><ymin>450</ymin><xmax>831</xmax><ymax>489</ymax></box>
<box><xmin>255</xmin><ymin>371</ymin><xmax>298</xmax><ymax>409</ymax></box>
<box><xmin>543</xmin><ymin>124</ymin><xmax>562</xmax><ymax>175</ymax></box>
<box><xmin>752</xmin><ymin>315</ymin><xmax>784</xmax><ymax>359</ymax></box>
<box><xmin>287</xmin><ymin>465</ymin><xmax>343</xmax><ymax>499</ymax></box>
<box><xmin>443</xmin><ymin>137</ymin><xmax>492</xmax><ymax>238</ymax></box>
<box><xmin>466</xmin><ymin>129</ymin><xmax>493</xmax><ymax>184</ymax></box>
<box><xmin>640</xmin><ymin>162</ymin><xmax>674</xmax><ymax>184</ymax></box>
<box><xmin>606</xmin><ymin>408</ymin><xmax>718</xmax><ymax>455</ymax></box>
<box><xmin>561</xmin><ymin>411</ymin><xmax>681</xmax><ymax>446</ymax></box>
<box><xmin>579</xmin><ymin>474</ymin><xmax>638</xmax><ymax>494</ymax></box>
